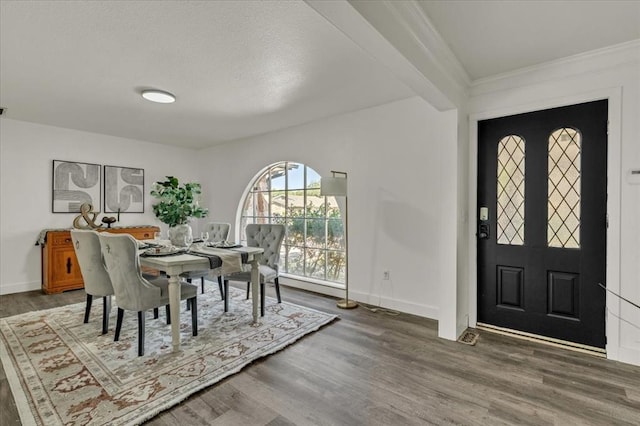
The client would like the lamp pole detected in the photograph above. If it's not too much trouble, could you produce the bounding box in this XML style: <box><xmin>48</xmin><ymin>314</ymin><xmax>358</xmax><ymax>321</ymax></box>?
<box><xmin>335</xmin><ymin>172</ymin><xmax>356</xmax><ymax>309</ymax></box>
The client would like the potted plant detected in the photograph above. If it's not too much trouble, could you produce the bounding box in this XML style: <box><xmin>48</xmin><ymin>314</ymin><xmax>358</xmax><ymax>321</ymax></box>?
<box><xmin>150</xmin><ymin>176</ymin><xmax>209</xmax><ymax>246</ymax></box>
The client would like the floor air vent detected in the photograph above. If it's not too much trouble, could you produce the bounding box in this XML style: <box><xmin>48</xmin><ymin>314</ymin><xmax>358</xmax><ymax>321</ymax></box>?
<box><xmin>457</xmin><ymin>328</ymin><xmax>479</xmax><ymax>346</ymax></box>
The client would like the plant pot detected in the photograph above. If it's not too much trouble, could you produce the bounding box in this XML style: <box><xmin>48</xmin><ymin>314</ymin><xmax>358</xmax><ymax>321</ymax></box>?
<box><xmin>168</xmin><ymin>224</ymin><xmax>193</xmax><ymax>247</ymax></box>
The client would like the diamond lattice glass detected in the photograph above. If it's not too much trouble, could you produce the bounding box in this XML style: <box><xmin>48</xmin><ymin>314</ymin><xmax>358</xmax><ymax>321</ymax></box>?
<box><xmin>548</xmin><ymin>128</ymin><xmax>581</xmax><ymax>248</ymax></box>
<box><xmin>497</xmin><ymin>135</ymin><xmax>525</xmax><ymax>245</ymax></box>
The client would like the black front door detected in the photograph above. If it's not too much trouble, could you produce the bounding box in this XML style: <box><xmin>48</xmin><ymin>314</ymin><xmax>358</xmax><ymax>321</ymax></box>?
<box><xmin>477</xmin><ymin>100</ymin><xmax>607</xmax><ymax>348</ymax></box>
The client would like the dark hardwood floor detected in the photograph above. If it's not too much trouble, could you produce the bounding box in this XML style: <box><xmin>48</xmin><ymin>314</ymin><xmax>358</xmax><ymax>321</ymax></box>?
<box><xmin>1</xmin><ymin>284</ymin><xmax>639</xmax><ymax>425</ymax></box>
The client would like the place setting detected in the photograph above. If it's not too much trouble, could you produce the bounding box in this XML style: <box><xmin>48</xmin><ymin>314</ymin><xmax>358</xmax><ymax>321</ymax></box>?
<box><xmin>138</xmin><ymin>231</ymin><xmax>186</xmax><ymax>257</ymax></box>
<box><xmin>138</xmin><ymin>232</ymin><xmax>242</xmax><ymax>259</ymax></box>
<box><xmin>185</xmin><ymin>232</ymin><xmax>247</xmax><ymax>273</ymax></box>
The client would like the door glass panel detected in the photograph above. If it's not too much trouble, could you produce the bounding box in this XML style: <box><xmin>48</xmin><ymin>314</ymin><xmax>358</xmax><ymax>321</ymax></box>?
<box><xmin>548</xmin><ymin>128</ymin><xmax>581</xmax><ymax>248</ymax></box>
<box><xmin>497</xmin><ymin>135</ymin><xmax>525</xmax><ymax>245</ymax></box>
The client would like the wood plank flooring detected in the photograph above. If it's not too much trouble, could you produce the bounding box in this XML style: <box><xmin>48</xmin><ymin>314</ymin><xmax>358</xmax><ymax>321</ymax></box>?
<box><xmin>1</xmin><ymin>285</ymin><xmax>639</xmax><ymax>425</ymax></box>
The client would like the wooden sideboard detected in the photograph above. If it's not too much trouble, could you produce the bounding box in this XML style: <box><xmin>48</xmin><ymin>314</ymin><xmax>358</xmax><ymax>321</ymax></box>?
<box><xmin>41</xmin><ymin>226</ymin><xmax>160</xmax><ymax>294</ymax></box>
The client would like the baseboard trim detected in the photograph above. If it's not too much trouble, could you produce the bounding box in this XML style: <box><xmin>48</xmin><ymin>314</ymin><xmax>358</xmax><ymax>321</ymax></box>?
<box><xmin>276</xmin><ymin>277</ymin><xmax>438</xmax><ymax>320</ymax></box>
<box><xmin>0</xmin><ymin>281</ymin><xmax>41</xmax><ymax>295</ymax></box>
<box><xmin>350</xmin><ymin>290</ymin><xmax>439</xmax><ymax>320</ymax></box>
<box><xmin>477</xmin><ymin>322</ymin><xmax>606</xmax><ymax>358</ymax></box>
<box><xmin>277</xmin><ymin>276</ymin><xmax>345</xmax><ymax>299</ymax></box>
<box><xmin>0</xmin><ymin>281</ymin><xmax>42</xmax><ymax>295</ymax></box>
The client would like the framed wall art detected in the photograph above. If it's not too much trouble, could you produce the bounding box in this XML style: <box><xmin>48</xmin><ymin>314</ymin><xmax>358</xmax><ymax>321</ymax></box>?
<box><xmin>104</xmin><ymin>165</ymin><xmax>144</xmax><ymax>213</ymax></box>
<box><xmin>52</xmin><ymin>160</ymin><xmax>101</xmax><ymax>213</ymax></box>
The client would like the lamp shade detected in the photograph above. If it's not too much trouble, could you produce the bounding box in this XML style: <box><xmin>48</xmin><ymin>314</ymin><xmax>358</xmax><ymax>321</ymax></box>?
<box><xmin>320</xmin><ymin>176</ymin><xmax>347</xmax><ymax>196</ymax></box>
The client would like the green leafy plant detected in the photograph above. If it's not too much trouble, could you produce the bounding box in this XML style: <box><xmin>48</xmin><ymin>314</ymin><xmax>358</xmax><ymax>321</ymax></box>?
<box><xmin>150</xmin><ymin>176</ymin><xmax>209</xmax><ymax>227</ymax></box>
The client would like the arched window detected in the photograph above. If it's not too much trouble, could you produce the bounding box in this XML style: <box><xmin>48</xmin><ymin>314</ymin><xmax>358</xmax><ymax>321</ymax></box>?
<box><xmin>238</xmin><ymin>162</ymin><xmax>345</xmax><ymax>284</ymax></box>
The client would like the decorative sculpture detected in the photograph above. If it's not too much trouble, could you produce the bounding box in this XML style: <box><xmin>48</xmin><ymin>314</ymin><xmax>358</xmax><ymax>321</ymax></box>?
<box><xmin>73</xmin><ymin>203</ymin><xmax>103</xmax><ymax>229</ymax></box>
<box><xmin>101</xmin><ymin>216</ymin><xmax>117</xmax><ymax>228</ymax></box>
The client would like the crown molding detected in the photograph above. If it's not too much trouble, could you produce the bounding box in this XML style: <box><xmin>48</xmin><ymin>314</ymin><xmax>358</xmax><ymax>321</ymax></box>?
<box><xmin>470</xmin><ymin>39</ymin><xmax>640</xmax><ymax>97</ymax></box>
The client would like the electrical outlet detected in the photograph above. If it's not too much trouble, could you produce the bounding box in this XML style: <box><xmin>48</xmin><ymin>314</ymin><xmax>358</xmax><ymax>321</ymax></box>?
<box><xmin>383</xmin><ymin>270</ymin><xmax>390</xmax><ymax>280</ymax></box>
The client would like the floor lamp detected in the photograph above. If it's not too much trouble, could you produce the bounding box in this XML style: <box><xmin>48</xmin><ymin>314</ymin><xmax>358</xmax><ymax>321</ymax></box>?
<box><xmin>321</xmin><ymin>171</ymin><xmax>357</xmax><ymax>309</ymax></box>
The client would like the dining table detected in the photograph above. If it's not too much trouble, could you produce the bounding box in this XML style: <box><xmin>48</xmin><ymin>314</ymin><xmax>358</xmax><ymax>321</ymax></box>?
<box><xmin>139</xmin><ymin>242</ymin><xmax>264</xmax><ymax>352</ymax></box>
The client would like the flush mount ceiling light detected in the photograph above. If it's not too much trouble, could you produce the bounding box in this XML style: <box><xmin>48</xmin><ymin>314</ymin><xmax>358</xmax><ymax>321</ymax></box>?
<box><xmin>141</xmin><ymin>89</ymin><xmax>176</xmax><ymax>104</ymax></box>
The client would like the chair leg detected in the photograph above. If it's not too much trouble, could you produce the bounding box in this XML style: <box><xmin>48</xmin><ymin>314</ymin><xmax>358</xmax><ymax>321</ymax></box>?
<box><xmin>137</xmin><ymin>311</ymin><xmax>145</xmax><ymax>356</ymax></box>
<box><xmin>201</xmin><ymin>277</ymin><xmax>205</xmax><ymax>294</ymax></box>
<box><xmin>246</xmin><ymin>282</ymin><xmax>250</xmax><ymax>299</ymax></box>
<box><xmin>84</xmin><ymin>294</ymin><xmax>93</xmax><ymax>324</ymax></box>
<box><xmin>114</xmin><ymin>308</ymin><xmax>124</xmax><ymax>341</ymax></box>
<box><xmin>186</xmin><ymin>277</ymin><xmax>193</xmax><ymax>308</ymax></box>
<box><xmin>190</xmin><ymin>297</ymin><xmax>198</xmax><ymax>336</ymax></box>
<box><xmin>102</xmin><ymin>296</ymin><xmax>111</xmax><ymax>335</ymax></box>
<box><xmin>218</xmin><ymin>276</ymin><xmax>224</xmax><ymax>300</ymax></box>
<box><xmin>274</xmin><ymin>277</ymin><xmax>282</xmax><ymax>303</ymax></box>
<box><xmin>260</xmin><ymin>282</ymin><xmax>265</xmax><ymax>317</ymax></box>
<box><xmin>153</xmin><ymin>307</ymin><xmax>159</xmax><ymax>319</ymax></box>
<box><xmin>224</xmin><ymin>280</ymin><xmax>230</xmax><ymax>312</ymax></box>
<box><xmin>165</xmin><ymin>305</ymin><xmax>171</xmax><ymax>325</ymax></box>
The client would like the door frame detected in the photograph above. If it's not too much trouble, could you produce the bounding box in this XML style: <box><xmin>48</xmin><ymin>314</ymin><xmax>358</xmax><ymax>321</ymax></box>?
<box><xmin>468</xmin><ymin>87</ymin><xmax>622</xmax><ymax>360</ymax></box>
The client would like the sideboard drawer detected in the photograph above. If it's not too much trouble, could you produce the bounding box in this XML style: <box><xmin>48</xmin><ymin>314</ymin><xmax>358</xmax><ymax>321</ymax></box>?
<box><xmin>106</xmin><ymin>227</ymin><xmax>158</xmax><ymax>240</ymax></box>
<box><xmin>50</xmin><ymin>231</ymin><xmax>73</xmax><ymax>246</ymax></box>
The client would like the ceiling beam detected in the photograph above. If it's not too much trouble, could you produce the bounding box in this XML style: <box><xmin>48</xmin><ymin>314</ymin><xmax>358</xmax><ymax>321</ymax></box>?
<box><xmin>305</xmin><ymin>0</ymin><xmax>458</xmax><ymax>111</ymax></box>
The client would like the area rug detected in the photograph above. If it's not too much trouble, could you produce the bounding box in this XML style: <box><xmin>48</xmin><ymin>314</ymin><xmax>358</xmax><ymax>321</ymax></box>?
<box><xmin>0</xmin><ymin>286</ymin><xmax>337</xmax><ymax>426</ymax></box>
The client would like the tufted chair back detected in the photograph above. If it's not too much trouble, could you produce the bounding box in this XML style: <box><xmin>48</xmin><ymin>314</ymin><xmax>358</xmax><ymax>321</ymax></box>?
<box><xmin>245</xmin><ymin>224</ymin><xmax>285</xmax><ymax>270</ymax></box>
<box><xmin>98</xmin><ymin>233</ymin><xmax>162</xmax><ymax>312</ymax></box>
<box><xmin>204</xmin><ymin>222</ymin><xmax>231</xmax><ymax>242</ymax></box>
<box><xmin>71</xmin><ymin>230</ymin><xmax>114</xmax><ymax>298</ymax></box>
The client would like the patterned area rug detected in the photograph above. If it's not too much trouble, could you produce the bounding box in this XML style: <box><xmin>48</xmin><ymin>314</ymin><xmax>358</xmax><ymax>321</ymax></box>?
<box><xmin>0</xmin><ymin>286</ymin><xmax>337</xmax><ymax>425</ymax></box>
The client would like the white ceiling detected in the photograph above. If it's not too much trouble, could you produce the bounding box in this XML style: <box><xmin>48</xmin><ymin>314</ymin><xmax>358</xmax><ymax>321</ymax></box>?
<box><xmin>418</xmin><ymin>0</ymin><xmax>640</xmax><ymax>80</ymax></box>
<box><xmin>0</xmin><ymin>1</ymin><xmax>414</xmax><ymax>149</ymax></box>
<box><xmin>1</xmin><ymin>1</ymin><xmax>639</xmax><ymax>149</ymax></box>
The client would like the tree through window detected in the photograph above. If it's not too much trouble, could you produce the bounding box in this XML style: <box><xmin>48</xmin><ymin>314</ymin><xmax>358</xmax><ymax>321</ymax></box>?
<box><xmin>238</xmin><ymin>162</ymin><xmax>345</xmax><ymax>284</ymax></box>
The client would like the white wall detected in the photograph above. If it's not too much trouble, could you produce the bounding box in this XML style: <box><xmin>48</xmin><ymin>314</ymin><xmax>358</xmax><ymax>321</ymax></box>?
<box><xmin>467</xmin><ymin>41</ymin><xmax>640</xmax><ymax>366</ymax></box>
<box><xmin>196</xmin><ymin>97</ymin><xmax>458</xmax><ymax>320</ymax></box>
<box><xmin>0</xmin><ymin>119</ymin><xmax>198</xmax><ymax>295</ymax></box>
<box><xmin>0</xmin><ymin>97</ymin><xmax>459</xmax><ymax>327</ymax></box>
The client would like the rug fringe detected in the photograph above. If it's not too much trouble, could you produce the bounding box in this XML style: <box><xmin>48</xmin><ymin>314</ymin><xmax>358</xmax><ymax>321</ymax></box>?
<box><xmin>0</xmin><ymin>336</ymin><xmax>39</xmax><ymax>426</ymax></box>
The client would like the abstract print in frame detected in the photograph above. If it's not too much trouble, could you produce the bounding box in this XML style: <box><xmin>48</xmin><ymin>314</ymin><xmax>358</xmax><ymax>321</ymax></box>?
<box><xmin>104</xmin><ymin>165</ymin><xmax>144</xmax><ymax>213</ymax></box>
<box><xmin>52</xmin><ymin>160</ymin><xmax>101</xmax><ymax>213</ymax></box>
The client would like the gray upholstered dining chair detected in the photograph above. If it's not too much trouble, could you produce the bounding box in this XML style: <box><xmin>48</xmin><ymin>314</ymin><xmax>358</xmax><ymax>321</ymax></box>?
<box><xmin>70</xmin><ymin>229</ymin><xmax>114</xmax><ymax>335</ymax></box>
<box><xmin>181</xmin><ymin>222</ymin><xmax>230</xmax><ymax>298</ymax></box>
<box><xmin>223</xmin><ymin>223</ymin><xmax>285</xmax><ymax>316</ymax></box>
<box><xmin>98</xmin><ymin>233</ymin><xmax>199</xmax><ymax>356</ymax></box>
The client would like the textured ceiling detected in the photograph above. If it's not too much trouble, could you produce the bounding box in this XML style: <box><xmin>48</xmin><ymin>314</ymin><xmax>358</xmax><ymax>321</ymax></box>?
<box><xmin>2</xmin><ymin>1</ymin><xmax>639</xmax><ymax>149</ymax></box>
<box><xmin>0</xmin><ymin>1</ymin><xmax>413</xmax><ymax>148</ymax></box>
